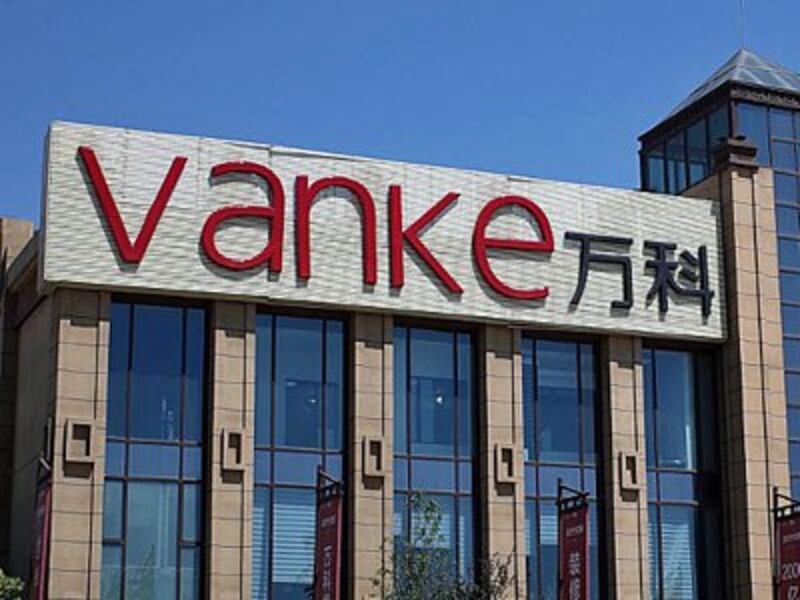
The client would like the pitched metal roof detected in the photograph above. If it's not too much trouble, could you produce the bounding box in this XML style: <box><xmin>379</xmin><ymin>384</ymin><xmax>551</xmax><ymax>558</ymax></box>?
<box><xmin>667</xmin><ymin>48</ymin><xmax>800</xmax><ymax>119</ymax></box>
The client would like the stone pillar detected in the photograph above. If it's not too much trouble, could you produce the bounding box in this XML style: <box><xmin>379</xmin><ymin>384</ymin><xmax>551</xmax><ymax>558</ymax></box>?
<box><xmin>48</xmin><ymin>289</ymin><xmax>110</xmax><ymax>598</ymax></box>
<box><xmin>348</xmin><ymin>313</ymin><xmax>393</xmax><ymax>599</ymax></box>
<box><xmin>684</xmin><ymin>137</ymin><xmax>790</xmax><ymax>598</ymax></box>
<box><xmin>601</xmin><ymin>335</ymin><xmax>649</xmax><ymax>600</ymax></box>
<box><xmin>207</xmin><ymin>302</ymin><xmax>256</xmax><ymax>599</ymax></box>
<box><xmin>0</xmin><ymin>216</ymin><xmax>33</xmax><ymax>567</ymax></box>
<box><xmin>478</xmin><ymin>325</ymin><xmax>526</xmax><ymax>599</ymax></box>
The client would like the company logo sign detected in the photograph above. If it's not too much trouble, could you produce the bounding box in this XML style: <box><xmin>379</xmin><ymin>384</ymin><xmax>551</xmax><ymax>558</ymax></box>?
<box><xmin>42</xmin><ymin>123</ymin><xmax>725</xmax><ymax>339</ymax></box>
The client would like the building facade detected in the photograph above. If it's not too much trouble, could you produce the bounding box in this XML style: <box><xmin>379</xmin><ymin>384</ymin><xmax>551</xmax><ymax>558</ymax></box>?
<box><xmin>1</xmin><ymin>49</ymin><xmax>799</xmax><ymax>600</ymax></box>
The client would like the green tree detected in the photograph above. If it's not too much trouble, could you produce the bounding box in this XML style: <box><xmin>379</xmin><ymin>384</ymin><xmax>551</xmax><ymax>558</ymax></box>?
<box><xmin>374</xmin><ymin>494</ymin><xmax>514</xmax><ymax>599</ymax></box>
<box><xmin>0</xmin><ymin>569</ymin><xmax>24</xmax><ymax>600</ymax></box>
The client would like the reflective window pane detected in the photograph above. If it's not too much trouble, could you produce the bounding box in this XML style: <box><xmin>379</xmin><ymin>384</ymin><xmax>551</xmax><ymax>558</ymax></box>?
<box><xmin>647</xmin><ymin>146</ymin><xmax>666</xmax><ymax>193</ymax></box>
<box><xmin>101</xmin><ymin>545</ymin><xmax>122</xmax><ymax>600</ymax></box>
<box><xmin>128</xmin><ymin>444</ymin><xmax>180</xmax><ymax>479</ymax></box>
<box><xmin>183</xmin><ymin>309</ymin><xmax>204</xmax><ymax>443</ymax></box>
<box><xmin>687</xmin><ymin>119</ymin><xmax>708</xmax><ymax>185</ymax></box>
<box><xmin>536</xmin><ymin>341</ymin><xmax>580</xmax><ymax>463</ymax></box>
<box><xmin>325</xmin><ymin>320</ymin><xmax>344</xmax><ymax>451</ymax></box>
<box><xmin>103</xmin><ymin>481</ymin><xmax>123</xmax><ymax>540</ymax></box>
<box><xmin>666</xmin><ymin>132</ymin><xmax>687</xmax><ymax>193</ymax></box>
<box><xmin>273</xmin><ymin>451</ymin><xmax>321</xmax><ymax>485</ymax></box>
<box><xmin>708</xmin><ymin>105</ymin><xmax>730</xmax><ymax>154</ymax></box>
<box><xmin>182</xmin><ymin>484</ymin><xmax>201</xmax><ymax>543</ymax></box>
<box><xmin>782</xmin><ymin>273</ymin><xmax>800</xmax><ymax>303</ymax></box>
<box><xmin>275</xmin><ymin>317</ymin><xmax>323</xmax><ymax>449</ymax></box>
<box><xmin>787</xmin><ymin>373</ymin><xmax>800</xmax><ymax>407</ymax></box>
<box><xmin>773</xmin><ymin>140</ymin><xmax>798</xmax><ymax>171</ymax></box>
<box><xmin>457</xmin><ymin>333</ymin><xmax>473</xmax><ymax>458</ymax></box>
<box><xmin>255</xmin><ymin>315</ymin><xmax>273</xmax><ymax>447</ymax></box>
<box><xmin>653</xmin><ymin>351</ymin><xmax>696</xmax><ymax>470</ymax></box>
<box><xmin>125</xmin><ymin>482</ymin><xmax>178</xmax><ymax>599</ymax></box>
<box><xmin>129</xmin><ymin>306</ymin><xmax>183</xmax><ymax>441</ymax></box>
<box><xmin>772</xmin><ymin>108</ymin><xmax>796</xmax><ymax>139</ymax></box>
<box><xmin>393</xmin><ymin>327</ymin><xmax>408</xmax><ymax>455</ymax></box>
<box><xmin>105</xmin><ymin>441</ymin><xmax>125</xmax><ymax>477</ymax></box>
<box><xmin>107</xmin><ymin>304</ymin><xmax>130</xmax><ymax>438</ymax></box>
<box><xmin>410</xmin><ymin>329</ymin><xmax>456</xmax><ymax>457</ymax></box>
<box><xmin>737</xmin><ymin>103</ymin><xmax>770</xmax><ymax>165</ymax></box>
<box><xmin>776</xmin><ymin>174</ymin><xmax>799</xmax><ymax>203</ymax></box>
<box><xmin>179</xmin><ymin>547</ymin><xmax>200</xmax><ymax>600</ymax></box>
<box><xmin>778</xmin><ymin>206</ymin><xmax>800</xmax><ymax>236</ymax></box>
<box><xmin>411</xmin><ymin>459</ymin><xmax>455</xmax><ymax>492</ymax></box>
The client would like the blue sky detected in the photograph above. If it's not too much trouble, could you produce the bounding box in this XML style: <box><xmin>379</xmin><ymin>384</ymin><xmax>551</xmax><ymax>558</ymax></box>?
<box><xmin>2</xmin><ymin>0</ymin><xmax>800</xmax><ymax>223</ymax></box>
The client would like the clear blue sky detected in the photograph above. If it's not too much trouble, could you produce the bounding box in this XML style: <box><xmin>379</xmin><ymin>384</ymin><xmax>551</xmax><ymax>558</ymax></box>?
<box><xmin>2</xmin><ymin>0</ymin><xmax>799</xmax><ymax>223</ymax></box>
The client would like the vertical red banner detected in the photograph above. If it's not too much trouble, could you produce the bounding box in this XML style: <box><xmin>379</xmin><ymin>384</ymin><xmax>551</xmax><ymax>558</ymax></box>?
<box><xmin>777</xmin><ymin>512</ymin><xmax>800</xmax><ymax>600</ymax></box>
<box><xmin>314</xmin><ymin>475</ymin><xmax>343</xmax><ymax>600</ymax></box>
<box><xmin>558</xmin><ymin>502</ymin><xmax>589</xmax><ymax>600</ymax></box>
<box><xmin>31</xmin><ymin>474</ymin><xmax>52</xmax><ymax>600</ymax></box>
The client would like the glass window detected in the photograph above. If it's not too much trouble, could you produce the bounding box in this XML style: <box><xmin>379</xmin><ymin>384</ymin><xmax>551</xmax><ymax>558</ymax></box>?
<box><xmin>645</xmin><ymin>349</ymin><xmax>721</xmax><ymax>600</ymax></box>
<box><xmin>778</xmin><ymin>206</ymin><xmax>800</xmax><ymax>237</ymax></box>
<box><xmin>523</xmin><ymin>338</ymin><xmax>600</xmax><ymax>599</ymax></box>
<box><xmin>252</xmin><ymin>313</ymin><xmax>344</xmax><ymax>599</ymax></box>
<box><xmin>102</xmin><ymin>303</ymin><xmax>206</xmax><ymax>600</ymax></box>
<box><xmin>782</xmin><ymin>272</ymin><xmax>800</xmax><ymax>303</ymax></box>
<box><xmin>736</xmin><ymin>103</ymin><xmax>770</xmax><ymax>165</ymax></box>
<box><xmin>773</xmin><ymin>140</ymin><xmax>798</xmax><ymax>172</ymax></box>
<box><xmin>394</xmin><ymin>326</ymin><xmax>476</xmax><ymax>582</ymax></box>
<box><xmin>772</xmin><ymin>109</ymin><xmax>796</xmax><ymax>139</ymax></box>
<box><xmin>707</xmin><ymin>105</ymin><xmax>730</xmax><ymax>155</ymax></box>
<box><xmin>646</xmin><ymin>145</ymin><xmax>666</xmax><ymax>193</ymax></box>
<box><xmin>776</xmin><ymin>174</ymin><xmax>799</xmax><ymax>204</ymax></box>
<box><xmin>687</xmin><ymin>119</ymin><xmax>709</xmax><ymax>186</ymax></box>
<box><xmin>666</xmin><ymin>131</ymin><xmax>687</xmax><ymax>193</ymax></box>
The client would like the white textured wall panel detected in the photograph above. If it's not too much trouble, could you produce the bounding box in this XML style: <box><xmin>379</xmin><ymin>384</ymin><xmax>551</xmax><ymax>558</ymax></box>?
<box><xmin>42</xmin><ymin>122</ymin><xmax>726</xmax><ymax>340</ymax></box>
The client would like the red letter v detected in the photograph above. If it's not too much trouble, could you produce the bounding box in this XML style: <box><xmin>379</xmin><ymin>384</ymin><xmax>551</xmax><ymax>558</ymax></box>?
<box><xmin>78</xmin><ymin>146</ymin><xmax>187</xmax><ymax>264</ymax></box>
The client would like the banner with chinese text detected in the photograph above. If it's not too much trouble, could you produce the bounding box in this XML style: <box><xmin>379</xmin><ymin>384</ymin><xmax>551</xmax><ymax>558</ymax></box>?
<box><xmin>559</xmin><ymin>502</ymin><xmax>589</xmax><ymax>600</ymax></box>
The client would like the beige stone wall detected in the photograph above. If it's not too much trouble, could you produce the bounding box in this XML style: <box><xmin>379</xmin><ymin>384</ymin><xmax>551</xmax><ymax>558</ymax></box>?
<box><xmin>47</xmin><ymin>289</ymin><xmax>110</xmax><ymax>598</ymax></box>
<box><xmin>600</xmin><ymin>336</ymin><xmax>649</xmax><ymax>600</ymax></box>
<box><xmin>685</xmin><ymin>163</ymin><xmax>790</xmax><ymax>599</ymax></box>
<box><xmin>8</xmin><ymin>296</ymin><xmax>55</xmax><ymax>578</ymax></box>
<box><xmin>478</xmin><ymin>325</ymin><xmax>526</xmax><ymax>599</ymax></box>
<box><xmin>207</xmin><ymin>301</ymin><xmax>256</xmax><ymax>599</ymax></box>
<box><xmin>0</xmin><ymin>216</ymin><xmax>34</xmax><ymax>568</ymax></box>
<box><xmin>348</xmin><ymin>314</ymin><xmax>393</xmax><ymax>600</ymax></box>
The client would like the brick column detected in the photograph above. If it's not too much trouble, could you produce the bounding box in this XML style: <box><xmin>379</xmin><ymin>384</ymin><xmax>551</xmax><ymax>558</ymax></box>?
<box><xmin>684</xmin><ymin>138</ymin><xmax>790</xmax><ymax>598</ymax></box>
<box><xmin>48</xmin><ymin>289</ymin><xmax>110</xmax><ymax>598</ymax></box>
<box><xmin>348</xmin><ymin>313</ymin><xmax>393</xmax><ymax>599</ymax></box>
<box><xmin>207</xmin><ymin>302</ymin><xmax>256</xmax><ymax>599</ymax></box>
<box><xmin>478</xmin><ymin>325</ymin><xmax>526</xmax><ymax>599</ymax></box>
<box><xmin>601</xmin><ymin>335</ymin><xmax>650</xmax><ymax>600</ymax></box>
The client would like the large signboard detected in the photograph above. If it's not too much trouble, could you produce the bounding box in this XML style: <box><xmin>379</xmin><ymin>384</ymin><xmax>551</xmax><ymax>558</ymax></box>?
<box><xmin>42</xmin><ymin>122</ymin><xmax>725</xmax><ymax>339</ymax></box>
<box><xmin>777</xmin><ymin>512</ymin><xmax>800</xmax><ymax>599</ymax></box>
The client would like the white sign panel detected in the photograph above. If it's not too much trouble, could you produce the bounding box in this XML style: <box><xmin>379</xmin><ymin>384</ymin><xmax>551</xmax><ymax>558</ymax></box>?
<box><xmin>42</xmin><ymin>122</ymin><xmax>725</xmax><ymax>340</ymax></box>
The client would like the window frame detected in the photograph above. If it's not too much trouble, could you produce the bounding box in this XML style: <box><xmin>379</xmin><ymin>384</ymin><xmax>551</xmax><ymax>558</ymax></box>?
<box><xmin>520</xmin><ymin>331</ymin><xmax>605</xmax><ymax>600</ymax></box>
<box><xmin>251</xmin><ymin>308</ymin><xmax>349</xmax><ymax>600</ymax></box>
<box><xmin>102</xmin><ymin>298</ymin><xmax>209</xmax><ymax>600</ymax></box>
<box><xmin>392</xmin><ymin>319</ymin><xmax>480</xmax><ymax>582</ymax></box>
<box><xmin>643</xmin><ymin>345</ymin><xmax>724</xmax><ymax>600</ymax></box>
